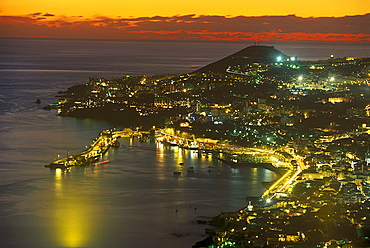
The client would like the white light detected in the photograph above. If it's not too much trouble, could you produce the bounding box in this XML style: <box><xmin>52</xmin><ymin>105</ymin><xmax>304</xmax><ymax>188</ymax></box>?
<box><xmin>277</xmin><ymin>56</ymin><xmax>282</xmax><ymax>62</ymax></box>
<box><xmin>290</xmin><ymin>57</ymin><xmax>295</xmax><ymax>61</ymax></box>
<box><xmin>298</xmin><ymin>76</ymin><xmax>303</xmax><ymax>80</ymax></box>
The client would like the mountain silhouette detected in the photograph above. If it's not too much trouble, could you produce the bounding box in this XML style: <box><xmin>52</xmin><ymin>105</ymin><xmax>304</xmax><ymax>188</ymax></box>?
<box><xmin>194</xmin><ymin>45</ymin><xmax>290</xmax><ymax>73</ymax></box>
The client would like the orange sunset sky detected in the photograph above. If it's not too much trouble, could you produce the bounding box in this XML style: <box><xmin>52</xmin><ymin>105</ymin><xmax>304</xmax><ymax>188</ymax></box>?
<box><xmin>1</xmin><ymin>0</ymin><xmax>369</xmax><ymax>41</ymax></box>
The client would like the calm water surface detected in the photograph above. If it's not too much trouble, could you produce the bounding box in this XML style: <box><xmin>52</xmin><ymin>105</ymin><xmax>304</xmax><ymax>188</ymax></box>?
<box><xmin>0</xmin><ymin>137</ymin><xmax>276</xmax><ymax>247</ymax></box>
<box><xmin>0</xmin><ymin>38</ymin><xmax>368</xmax><ymax>247</ymax></box>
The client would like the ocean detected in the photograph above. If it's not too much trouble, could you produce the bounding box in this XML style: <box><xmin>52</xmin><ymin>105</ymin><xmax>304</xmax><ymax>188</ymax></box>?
<box><xmin>0</xmin><ymin>38</ymin><xmax>369</xmax><ymax>247</ymax></box>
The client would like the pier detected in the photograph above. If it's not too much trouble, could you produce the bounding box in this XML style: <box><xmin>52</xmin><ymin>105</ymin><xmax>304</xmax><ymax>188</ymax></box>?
<box><xmin>45</xmin><ymin>129</ymin><xmax>125</xmax><ymax>170</ymax></box>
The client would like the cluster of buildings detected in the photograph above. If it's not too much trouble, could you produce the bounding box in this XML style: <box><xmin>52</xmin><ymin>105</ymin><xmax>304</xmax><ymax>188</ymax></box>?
<box><xmin>52</xmin><ymin>47</ymin><xmax>370</xmax><ymax>247</ymax></box>
<box><xmin>200</xmin><ymin>159</ymin><xmax>370</xmax><ymax>247</ymax></box>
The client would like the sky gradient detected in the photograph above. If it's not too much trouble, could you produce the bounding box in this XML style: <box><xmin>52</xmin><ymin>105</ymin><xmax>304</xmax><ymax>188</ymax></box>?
<box><xmin>1</xmin><ymin>0</ymin><xmax>369</xmax><ymax>41</ymax></box>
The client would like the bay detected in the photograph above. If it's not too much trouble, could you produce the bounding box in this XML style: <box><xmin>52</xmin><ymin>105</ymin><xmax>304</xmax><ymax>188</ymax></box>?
<box><xmin>0</xmin><ymin>38</ymin><xmax>368</xmax><ymax>247</ymax></box>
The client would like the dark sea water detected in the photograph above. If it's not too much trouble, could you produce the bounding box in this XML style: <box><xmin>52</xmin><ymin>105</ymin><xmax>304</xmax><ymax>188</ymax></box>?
<box><xmin>0</xmin><ymin>38</ymin><xmax>369</xmax><ymax>247</ymax></box>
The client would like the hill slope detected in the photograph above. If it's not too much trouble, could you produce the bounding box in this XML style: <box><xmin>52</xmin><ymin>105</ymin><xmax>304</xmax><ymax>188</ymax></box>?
<box><xmin>194</xmin><ymin>45</ymin><xmax>290</xmax><ymax>73</ymax></box>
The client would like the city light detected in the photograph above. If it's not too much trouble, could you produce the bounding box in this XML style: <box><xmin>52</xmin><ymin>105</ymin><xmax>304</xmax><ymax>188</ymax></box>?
<box><xmin>42</xmin><ymin>45</ymin><xmax>370</xmax><ymax>247</ymax></box>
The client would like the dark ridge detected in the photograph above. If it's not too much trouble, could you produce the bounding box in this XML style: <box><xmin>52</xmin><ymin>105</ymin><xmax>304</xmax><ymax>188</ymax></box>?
<box><xmin>194</xmin><ymin>45</ymin><xmax>290</xmax><ymax>73</ymax></box>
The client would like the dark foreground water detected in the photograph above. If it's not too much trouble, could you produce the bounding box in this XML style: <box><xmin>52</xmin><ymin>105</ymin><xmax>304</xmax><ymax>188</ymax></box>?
<box><xmin>0</xmin><ymin>38</ymin><xmax>368</xmax><ymax>247</ymax></box>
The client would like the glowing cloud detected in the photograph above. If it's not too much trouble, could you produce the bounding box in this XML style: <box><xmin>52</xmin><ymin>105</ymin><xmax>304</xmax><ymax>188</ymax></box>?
<box><xmin>0</xmin><ymin>13</ymin><xmax>369</xmax><ymax>41</ymax></box>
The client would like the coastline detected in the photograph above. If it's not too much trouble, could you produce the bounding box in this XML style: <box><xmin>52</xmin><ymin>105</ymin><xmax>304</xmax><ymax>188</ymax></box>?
<box><xmin>3</xmin><ymin>38</ymin><xmax>369</xmax><ymax>246</ymax></box>
<box><xmin>43</xmin><ymin>126</ymin><xmax>286</xmax><ymax>247</ymax></box>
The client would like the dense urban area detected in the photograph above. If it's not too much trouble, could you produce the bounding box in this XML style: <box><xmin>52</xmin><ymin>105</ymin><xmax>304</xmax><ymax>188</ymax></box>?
<box><xmin>47</xmin><ymin>46</ymin><xmax>370</xmax><ymax>247</ymax></box>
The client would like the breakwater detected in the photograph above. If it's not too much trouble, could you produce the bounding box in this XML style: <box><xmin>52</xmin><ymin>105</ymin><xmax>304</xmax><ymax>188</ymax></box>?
<box><xmin>45</xmin><ymin>129</ymin><xmax>122</xmax><ymax>170</ymax></box>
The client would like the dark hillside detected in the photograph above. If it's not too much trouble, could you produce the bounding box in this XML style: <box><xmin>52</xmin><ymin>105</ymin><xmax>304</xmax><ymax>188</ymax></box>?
<box><xmin>194</xmin><ymin>45</ymin><xmax>290</xmax><ymax>73</ymax></box>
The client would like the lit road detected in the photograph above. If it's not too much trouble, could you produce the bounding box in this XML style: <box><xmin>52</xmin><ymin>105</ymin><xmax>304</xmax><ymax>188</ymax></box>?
<box><xmin>261</xmin><ymin>150</ymin><xmax>307</xmax><ymax>200</ymax></box>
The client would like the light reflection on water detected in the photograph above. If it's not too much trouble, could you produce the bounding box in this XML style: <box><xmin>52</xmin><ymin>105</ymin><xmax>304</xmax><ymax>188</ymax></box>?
<box><xmin>50</xmin><ymin>169</ymin><xmax>88</xmax><ymax>247</ymax></box>
<box><xmin>0</xmin><ymin>38</ymin><xmax>290</xmax><ymax>247</ymax></box>
<box><xmin>0</xmin><ymin>138</ymin><xmax>276</xmax><ymax>247</ymax></box>
<box><xmin>0</xmin><ymin>128</ymin><xmax>277</xmax><ymax>247</ymax></box>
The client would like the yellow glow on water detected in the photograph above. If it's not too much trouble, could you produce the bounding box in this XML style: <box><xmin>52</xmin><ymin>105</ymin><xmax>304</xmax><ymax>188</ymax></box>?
<box><xmin>251</xmin><ymin>167</ymin><xmax>258</xmax><ymax>175</ymax></box>
<box><xmin>57</xmin><ymin>208</ymin><xmax>87</xmax><ymax>247</ymax></box>
<box><xmin>55</xmin><ymin>168</ymin><xmax>62</xmax><ymax>178</ymax></box>
<box><xmin>54</xmin><ymin>168</ymin><xmax>63</xmax><ymax>195</ymax></box>
<box><xmin>156</xmin><ymin>142</ymin><xmax>165</xmax><ymax>155</ymax></box>
<box><xmin>188</xmin><ymin>150</ymin><xmax>198</xmax><ymax>159</ymax></box>
<box><xmin>52</xmin><ymin>171</ymin><xmax>92</xmax><ymax>248</ymax></box>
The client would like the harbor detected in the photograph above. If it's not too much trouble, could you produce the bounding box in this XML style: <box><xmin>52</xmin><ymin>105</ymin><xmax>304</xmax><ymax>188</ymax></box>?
<box><xmin>46</xmin><ymin>127</ymin><xmax>292</xmax><ymax>173</ymax></box>
<box><xmin>44</xmin><ymin>126</ymin><xmax>299</xmax><ymax>206</ymax></box>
